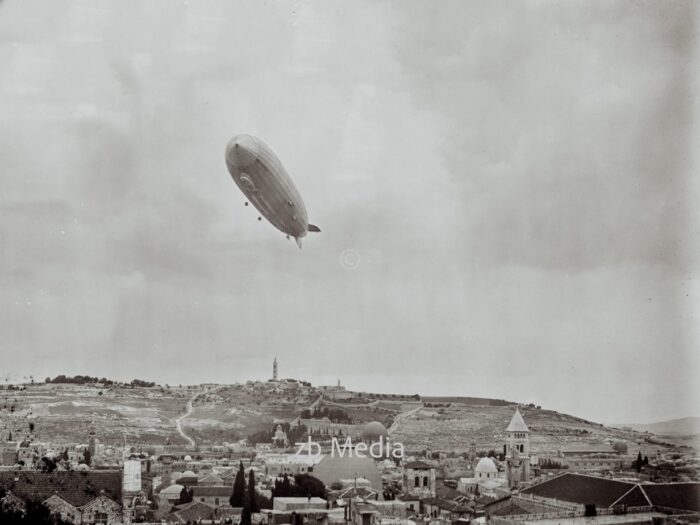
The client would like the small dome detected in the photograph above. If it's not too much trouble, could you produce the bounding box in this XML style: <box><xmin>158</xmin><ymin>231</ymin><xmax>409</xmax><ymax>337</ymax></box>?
<box><xmin>184</xmin><ymin>455</ymin><xmax>192</xmax><ymax>461</ymax></box>
<box><xmin>77</xmin><ymin>463</ymin><xmax>90</xmax><ymax>471</ymax></box>
<box><xmin>475</xmin><ymin>457</ymin><xmax>497</xmax><ymax>474</ymax></box>
<box><xmin>181</xmin><ymin>470</ymin><xmax>196</xmax><ymax>478</ymax></box>
<box><xmin>362</xmin><ymin>421</ymin><xmax>388</xmax><ymax>441</ymax></box>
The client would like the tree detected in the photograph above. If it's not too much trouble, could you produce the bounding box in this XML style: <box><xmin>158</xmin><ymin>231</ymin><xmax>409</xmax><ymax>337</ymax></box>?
<box><xmin>83</xmin><ymin>449</ymin><xmax>91</xmax><ymax>466</ymax></box>
<box><xmin>247</xmin><ymin>470</ymin><xmax>259</xmax><ymax>513</ymax></box>
<box><xmin>40</xmin><ymin>456</ymin><xmax>58</xmax><ymax>473</ymax></box>
<box><xmin>29</xmin><ymin>422</ymin><xmax>35</xmax><ymax>433</ymax></box>
<box><xmin>179</xmin><ymin>486</ymin><xmax>193</xmax><ymax>504</ymax></box>
<box><xmin>612</xmin><ymin>441</ymin><xmax>628</xmax><ymax>454</ymax></box>
<box><xmin>240</xmin><ymin>505</ymin><xmax>252</xmax><ymax>525</ymax></box>
<box><xmin>632</xmin><ymin>452</ymin><xmax>643</xmax><ymax>472</ymax></box>
<box><xmin>291</xmin><ymin>474</ymin><xmax>327</xmax><ymax>499</ymax></box>
<box><xmin>230</xmin><ymin>461</ymin><xmax>246</xmax><ymax>507</ymax></box>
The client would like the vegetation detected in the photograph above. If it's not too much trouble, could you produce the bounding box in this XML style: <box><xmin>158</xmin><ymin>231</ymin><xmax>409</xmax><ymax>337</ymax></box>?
<box><xmin>43</xmin><ymin>376</ymin><xmax>156</xmax><ymax>387</ymax></box>
<box><xmin>300</xmin><ymin>406</ymin><xmax>352</xmax><ymax>423</ymax></box>
<box><xmin>247</xmin><ymin>470</ymin><xmax>259</xmax><ymax>513</ymax></box>
<box><xmin>230</xmin><ymin>461</ymin><xmax>246</xmax><ymax>507</ymax></box>
<box><xmin>612</xmin><ymin>441</ymin><xmax>628</xmax><ymax>454</ymax></box>
<box><xmin>539</xmin><ymin>458</ymin><xmax>568</xmax><ymax>469</ymax></box>
<box><xmin>178</xmin><ymin>486</ymin><xmax>194</xmax><ymax>505</ymax></box>
<box><xmin>272</xmin><ymin>474</ymin><xmax>327</xmax><ymax>500</ymax></box>
<box><xmin>631</xmin><ymin>452</ymin><xmax>649</xmax><ymax>472</ymax></box>
<box><xmin>0</xmin><ymin>491</ymin><xmax>71</xmax><ymax>525</ymax></box>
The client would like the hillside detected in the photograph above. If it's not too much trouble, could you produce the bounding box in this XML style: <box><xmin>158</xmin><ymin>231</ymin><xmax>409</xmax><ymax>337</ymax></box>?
<box><xmin>388</xmin><ymin>404</ymin><xmax>683</xmax><ymax>456</ymax></box>
<box><xmin>614</xmin><ymin>417</ymin><xmax>700</xmax><ymax>436</ymax></box>
<box><xmin>0</xmin><ymin>382</ymin><xmax>691</xmax><ymax>457</ymax></box>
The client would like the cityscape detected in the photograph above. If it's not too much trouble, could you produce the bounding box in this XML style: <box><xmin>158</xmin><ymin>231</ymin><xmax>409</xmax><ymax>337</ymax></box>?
<box><xmin>1</xmin><ymin>0</ymin><xmax>698</xmax><ymax>524</ymax></box>
<box><xmin>0</xmin><ymin>358</ymin><xmax>698</xmax><ymax>524</ymax></box>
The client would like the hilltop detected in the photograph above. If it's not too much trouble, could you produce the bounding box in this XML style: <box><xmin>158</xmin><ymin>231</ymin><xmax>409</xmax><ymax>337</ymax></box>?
<box><xmin>614</xmin><ymin>417</ymin><xmax>700</xmax><ymax>436</ymax></box>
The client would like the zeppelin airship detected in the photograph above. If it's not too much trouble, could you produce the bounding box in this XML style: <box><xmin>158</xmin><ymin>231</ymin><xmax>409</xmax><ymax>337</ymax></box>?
<box><xmin>225</xmin><ymin>134</ymin><xmax>320</xmax><ymax>248</ymax></box>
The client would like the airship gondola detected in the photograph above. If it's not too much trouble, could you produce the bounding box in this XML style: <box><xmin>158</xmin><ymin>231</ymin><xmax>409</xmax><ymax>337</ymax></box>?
<box><xmin>225</xmin><ymin>134</ymin><xmax>320</xmax><ymax>248</ymax></box>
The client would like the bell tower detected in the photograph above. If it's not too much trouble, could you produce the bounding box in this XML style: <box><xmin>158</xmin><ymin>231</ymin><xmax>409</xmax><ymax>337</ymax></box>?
<box><xmin>505</xmin><ymin>408</ymin><xmax>530</xmax><ymax>488</ymax></box>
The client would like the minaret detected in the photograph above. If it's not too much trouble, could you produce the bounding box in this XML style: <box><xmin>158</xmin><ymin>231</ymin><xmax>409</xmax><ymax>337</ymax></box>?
<box><xmin>273</xmin><ymin>356</ymin><xmax>278</xmax><ymax>381</ymax></box>
<box><xmin>505</xmin><ymin>407</ymin><xmax>530</xmax><ymax>488</ymax></box>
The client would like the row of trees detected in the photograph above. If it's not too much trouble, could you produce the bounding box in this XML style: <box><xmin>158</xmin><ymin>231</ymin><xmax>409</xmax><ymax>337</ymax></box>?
<box><xmin>300</xmin><ymin>407</ymin><xmax>351</xmax><ymax>424</ymax></box>
<box><xmin>631</xmin><ymin>452</ymin><xmax>650</xmax><ymax>472</ymax></box>
<box><xmin>539</xmin><ymin>458</ymin><xmax>568</xmax><ymax>469</ymax></box>
<box><xmin>44</xmin><ymin>376</ymin><xmax>156</xmax><ymax>387</ymax></box>
<box><xmin>225</xmin><ymin>461</ymin><xmax>272</xmax><ymax>525</ymax></box>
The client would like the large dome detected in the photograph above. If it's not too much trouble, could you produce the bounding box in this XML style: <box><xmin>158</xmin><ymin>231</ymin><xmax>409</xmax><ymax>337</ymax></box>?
<box><xmin>362</xmin><ymin>421</ymin><xmax>388</xmax><ymax>441</ymax></box>
<box><xmin>313</xmin><ymin>454</ymin><xmax>382</xmax><ymax>490</ymax></box>
<box><xmin>475</xmin><ymin>457</ymin><xmax>497</xmax><ymax>474</ymax></box>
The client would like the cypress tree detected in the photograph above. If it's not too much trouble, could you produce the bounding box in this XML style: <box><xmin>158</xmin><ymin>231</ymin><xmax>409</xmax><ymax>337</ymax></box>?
<box><xmin>248</xmin><ymin>469</ymin><xmax>259</xmax><ymax>513</ymax></box>
<box><xmin>230</xmin><ymin>460</ymin><xmax>246</xmax><ymax>507</ymax></box>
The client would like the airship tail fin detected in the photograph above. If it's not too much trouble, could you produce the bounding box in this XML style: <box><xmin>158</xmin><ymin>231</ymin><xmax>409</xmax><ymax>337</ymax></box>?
<box><xmin>308</xmin><ymin>224</ymin><xmax>321</xmax><ymax>232</ymax></box>
<box><xmin>295</xmin><ymin>237</ymin><xmax>303</xmax><ymax>249</ymax></box>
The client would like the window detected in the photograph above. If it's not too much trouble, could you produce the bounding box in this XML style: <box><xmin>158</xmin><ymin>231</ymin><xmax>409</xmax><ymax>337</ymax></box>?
<box><xmin>216</xmin><ymin>498</ymin><xmax>220</xmax><ymax>505</ymax></box>
<box><xmin>95</xmin><ymin>512</ymin><xmax>108</xmax><ymax>524</ymax></box>
<box><xmin>423</xmin><ymin>476</ymin><xmax>428</xmax><ymax>487</ymax></box>
<box><xmin>414</xmin><ymin>476</ymin><xmax>419</xmax><ymax>487</ymax></box>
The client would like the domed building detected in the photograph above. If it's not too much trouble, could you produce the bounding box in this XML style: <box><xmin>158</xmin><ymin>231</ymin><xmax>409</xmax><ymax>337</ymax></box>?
<box><xmin>361</xmin><ymin>421</ymin><xmax>388</xmax><ymax>443</ymax></box>
<box><xmin>159</xmin><ymin>483</ymin><xmax>185</xmax><ymax>506</ymax></box>
<box><xmin>312</xmin><ymin>453</ymin><xmax>382</xmax><ymax>490</ymax></box>
<box><xmin>475</xmin><ymin>457</ymin><xmax>498</xmax><ymax>480</ymax></box>
<box><xmin>177</xmin><ymin>470</ymin><xmax>198</xmax><ymax>487</ymax></box>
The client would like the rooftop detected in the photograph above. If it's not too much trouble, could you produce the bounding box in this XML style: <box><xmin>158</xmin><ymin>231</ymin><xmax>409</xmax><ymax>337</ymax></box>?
<box><xmin>521</xmin><ymin>473</ymin><xmax>700</xmax><ymax>512</ymax></box>
<box><xmin>191</xmin><ymin>485</ymin><xmax>232</xmax><ymax>497</ymax></box>
<box><xmin>506</xmin><ymin>408</ymin><xmax>529</xmax><ymax>433</ymax></box>
<box><xmin>0</xmin><ymin>470</ymin><xmax>122</xmax><ymax>507</ymax></box>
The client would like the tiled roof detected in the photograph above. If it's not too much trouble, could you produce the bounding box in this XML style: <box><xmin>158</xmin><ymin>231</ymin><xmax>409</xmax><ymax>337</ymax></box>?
<box><xmin>191</xmin><ymin>485</ymin><xmax>232</xmax><ymax>498</ymax></box>
<box><xmin>0</xmin><ymin>470</ymin><xmax>122</xmax><ymax>507</ymax></box>
<box><xmin>522</xmin><ymin>473</ymin><xmax>700</xmax><ymax>512</ymax></box>
<box><xmin>166</xmin><ymin>501</ymin><xmax>216</xmax><ymax>524</ymax></box>
<box><xmin>198</xmin><ymin>474</ymin><xmax>223</xmax><ymax>484</ymax></box>
<box><xmin>521</xmin><ymin>473</ymin><xmax>635</xmax><ymax>507</ymax></box>
<box><xmin>641</xmin><ymin>483</ymin><xmax>700</xmax><ymax>512</ymax></box>
<box><xmin>614</xmin><ymin>485</ymin><xmax>650</xmax><ymax>507</ymax></box>
<box><xmin>491</xmin><ymin>502</ymin><xmax>530</xmax><ymax>516</ymax></box>
<box><xmin>421</xmin><ymin>497</ymin><xmax>471</xmax><ymax>513</ymax></box>
<box><xmin>435</xmin><ymin>483</ymin><xmax>462</xmax><ymax>500</ymax></box>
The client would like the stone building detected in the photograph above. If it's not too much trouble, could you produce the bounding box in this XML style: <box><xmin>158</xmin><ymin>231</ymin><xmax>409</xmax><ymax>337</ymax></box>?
<box><xmin>505</xmin><ymin>408</ymin><xmax>531</xmax><ymax>488</ymax></box>
<box><xmin>402</xmin><ymin>460</ymin><xmax>436</xmax><ymax>497</ymax></box>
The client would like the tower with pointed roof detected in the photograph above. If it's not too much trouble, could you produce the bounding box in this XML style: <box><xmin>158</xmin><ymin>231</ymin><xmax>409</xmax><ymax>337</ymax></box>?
<box><xmin>505</xmin><ymin>407</ymin><xmax>530</xmax><ymax>488</ymax></box>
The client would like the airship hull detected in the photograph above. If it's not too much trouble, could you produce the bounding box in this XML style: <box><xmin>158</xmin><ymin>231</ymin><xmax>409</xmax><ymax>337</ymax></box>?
<box><xmin>225</xmin><ymin>135</ymin><xmax>310</xmax><ymax>239</ymax></box>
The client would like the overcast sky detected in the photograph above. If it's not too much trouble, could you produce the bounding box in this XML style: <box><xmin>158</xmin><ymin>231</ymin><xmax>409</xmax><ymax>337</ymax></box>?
<box><xmin>0</xmin><ymin>0</ymin><xmax>698</xmax><ymax>424</ymax></box>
